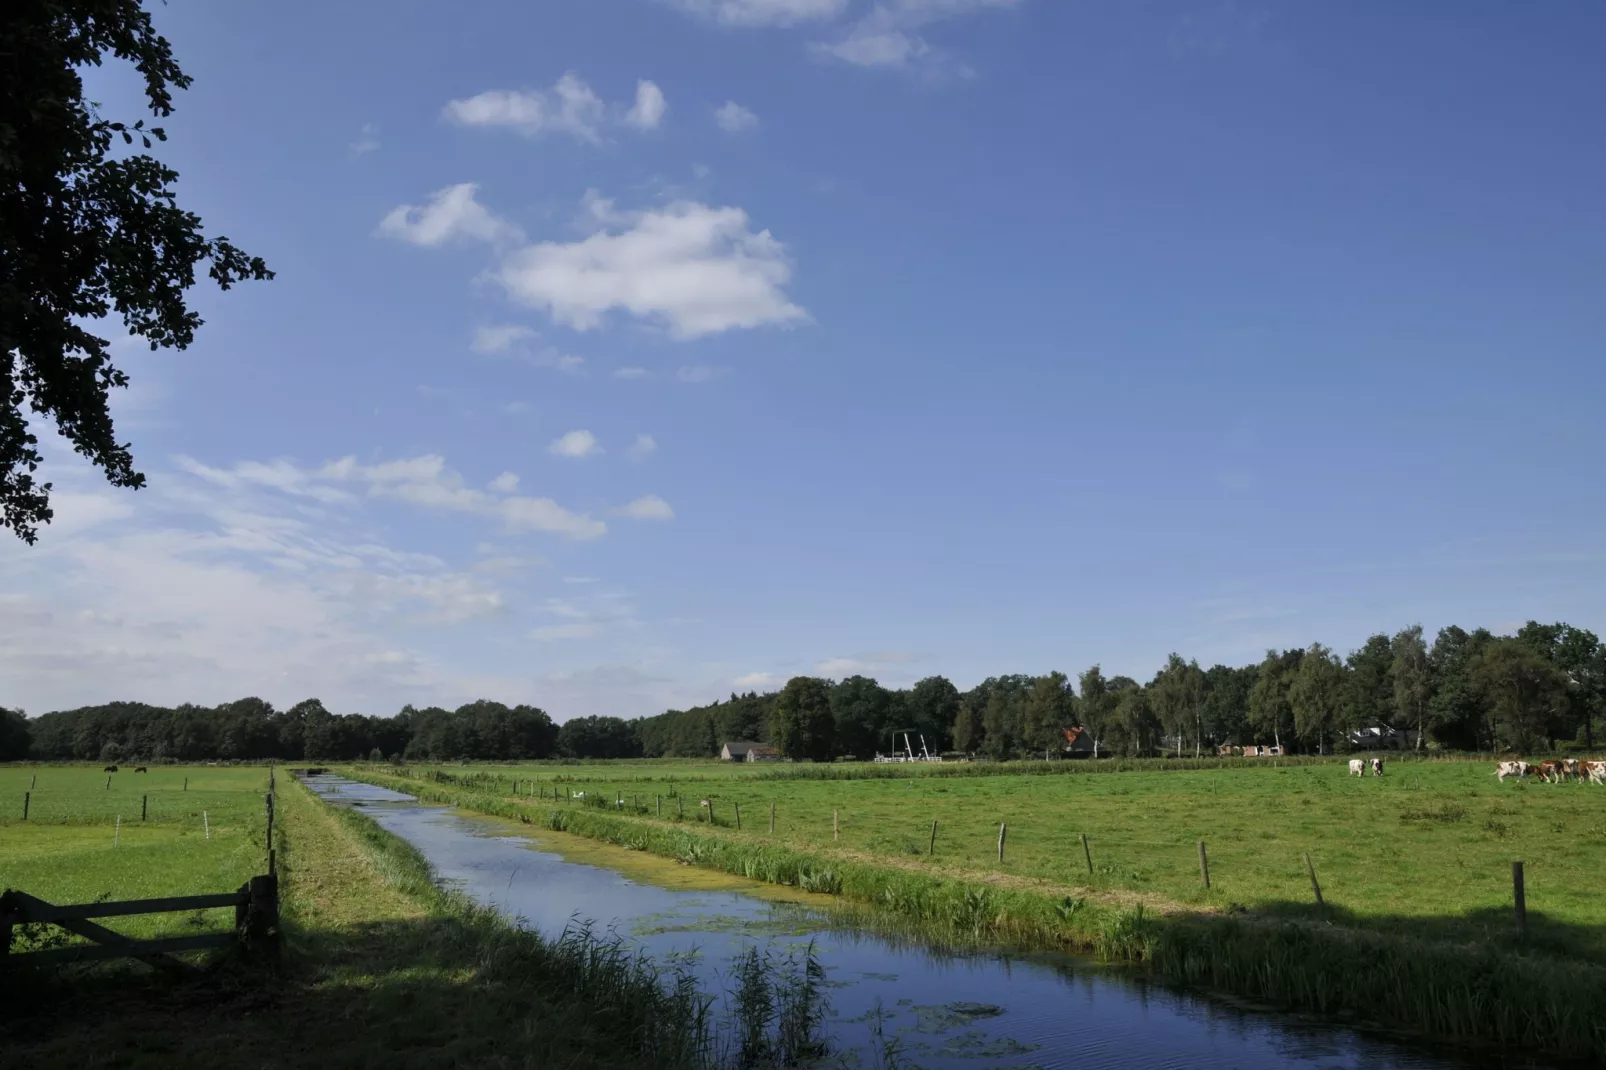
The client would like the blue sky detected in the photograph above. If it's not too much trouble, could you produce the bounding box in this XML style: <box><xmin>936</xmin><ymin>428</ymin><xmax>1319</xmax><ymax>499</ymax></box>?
<box><xmin>5</xmin><ymin>1</ymin><xmax>1604</xmax><ymax>720</ymax></box>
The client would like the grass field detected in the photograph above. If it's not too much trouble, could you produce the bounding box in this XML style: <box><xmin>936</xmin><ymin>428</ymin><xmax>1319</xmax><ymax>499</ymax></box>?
<box><xmin>0</xmin><ymin>766</ymin><xmax>817</xmax><ymax>1069</ymax></box>
<box><xmin>387</xmin><ymin>757</ymin><xmax>1606</xmax><ymax>961</ymax></box>
<box><xmin>0</xmin><ymin>765</ymin><xmax>270</xmax><ymax>942</ymax></box>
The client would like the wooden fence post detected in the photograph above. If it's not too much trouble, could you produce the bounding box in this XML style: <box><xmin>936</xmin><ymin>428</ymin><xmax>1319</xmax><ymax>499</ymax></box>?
<box><xmin>997</xmin><ymin>822</ymin><xmax>1008</xmax><ymax>863</ymax></box>
<box><xmin>23</xmin><ymin>791</ymin><xmax>30</xmax><ymax>820</ymax></box>
<box><xmin>1304</xmin><ymin>851</ymin><xmax>1324</xmax><ymax>911</ymax></box>
<box><xmin>142</xmin><ymin>795</ymin><xmax>148</xmax><ymax>821</ymax></box>
<box><xmin>1081</xmin><ymin>833</ymin><xmax>1093</xmax><ymax>875</ymax></box>
<box><xmin>769</xmin><ymin>803</ymin><xmax>776</xmax><ymax>834</ymax></box>
<box><xmin>246</xmin><ymin>874</ymin><xmax>280</xmax><ymax>958</ymax></box>
<box><xmin>1513</xmin><ymin>861</ymin><xmax>1527</xmax><ymax>938</ymax></box>
<box><xmin>833</xmin><ymin>808</ymin><xmax>839</xmax><ymax>841</ymax></box>
<box><xmin>657</xmin><ymin>794</ymin><xmax>662</xmax><ymax>817</ymax></box>
<box><xmin>734</xmin><ymin>803</ymin><xmax>741</xmax><ymax>830</ymax></box>
<box><xmin>204</xmin><ymin>811</ymin><xmax>210</xmax><ymax>840</ymax></box>
<box><xmin>264</xmin><ymin>794</ymin><xmax>275</xmax><ymax>875</ymax></box>
<box><xmin>183</xmin><ymin>777</ymin><xmax>188</xmax><ymax>791</ymax></box>
<box><xmin>1198</xmin><ymin>840</ymin><xmax>1210</xmax><ymax>889</ymax></box>
<box><xmin>105</xmin><ymin>776</ymin><xmax>111</xmax><ymax>791</ymax></box>
<box><xmin>678</xmin><ymin>795</ymin><xmax>684</xmax><ymax>819</ymax></box>
<box><xmin>30</xmin><ymin>774</ymin><xmax>36</xmax><ymax>790</ymax></box>
<box><xmin>114</xmin><ymin>816</ymin><xmax>121</xmax><ymax>847</ymax></box>
<box><xmin>929</xmin><ymin>819</ymin><xmax>938</xmax><ymax>857</ymax></box>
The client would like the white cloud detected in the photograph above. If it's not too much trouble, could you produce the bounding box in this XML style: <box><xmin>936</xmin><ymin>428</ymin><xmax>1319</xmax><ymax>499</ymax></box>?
<box><xmin>677</xmin><ymin>365</ymin><xmax>721</xmax><ymax>383</ymax></box>
<box><xmin>815</xmin><ymin>651</ymin><xmax>918</xmax><ymax>678</ymax></box>
<box><xmin>488</xmin><ymin>472</ymin><xmax>520</xmax><ymax>493</ymax></box>
<box><xmin>732</xmin><ymin>671</ymin><xmax>778</xmax><ymax>689</ymax></box>
<box><xmin>626</xmin><ymin>434</ymin><xmax>658</xmax><ymax>462</ymax></box>
<box><xmin>669</xmin><ymin>0</ymin><xmax>847</xmax><ymax>26</ymax></box>
<box><xmin>618</xmin><ymin>495</ymin><xmax>675</xmax><ymax>521</ymax></box>
<box><xmin>715</xmin><ymin>101</ymin><xmax>760</xmax><ymax>133</ymax></box>
<box><xmin>350</xmin><ymin>122</ymin><xmax>380</xmax><ymax>155</ymax></box>
<box><xmin>495</xmin><ymin>195</ymin><xmax>806</xmax><ymax>339</ymax></box>
<box><xmin>625</xmin><ymin>80</ymin><xmax>668</xmax><ymax>130</ymax></box>
<box><xmin>472</xmin><ymin>324</ymin><xmax>539</xmax><ymax>354</ymax></box>
<box><xmin>446</xmin><ymin>74</ymin><xmax>667</xmax><ymax>141</ymax></box>
<box><xmin>185</xmin><ymin>452</ymin><xmax>606</xmax><ymax>540</ymax></box>
<box><xmin>530</xmin><ymin>622</ymin><xmax>602</xmax><ymax>642</ymax></box>
<box><xmin>444</xmin><ymin>74</ymin><xmax>607</xmax><ymax>142</ymax></box>
<box><xmin>815</xmin><ymin>0</ymin><xmax>1018</xmax><ymax>72</ymax></box>
<box><xmin>613</xmin><ymin>367</ymin><xmax>651</xmax><ymax>380</ymax></box>
<box><xmin>549</xmin><ymin>430</ymin><xmax>601</xmax><ymax>459</ymax></box>
<box><xmin>377</xmin><ymin>183</ymin><xmax>521</xmax><ymax>247</ymax></box>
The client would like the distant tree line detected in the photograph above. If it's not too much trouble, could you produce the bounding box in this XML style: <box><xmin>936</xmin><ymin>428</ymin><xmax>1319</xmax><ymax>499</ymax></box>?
<box><xmin>638</xmin><ymin>620</ymin><xmax>1602</xmax><ymax>761</ymax></box>
<box><xmin>2</xmin><ymin>620</ymin><xmax>1599</xmax><ymax>764</ymax></box>
<box><xmin>1</xmin><ymin>698</ymin><xmax>639</xmax><ymax>764</ymax></box>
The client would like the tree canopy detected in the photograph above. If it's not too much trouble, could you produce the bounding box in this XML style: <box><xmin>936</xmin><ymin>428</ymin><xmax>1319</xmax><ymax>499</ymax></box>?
<box><xmin>2</xmin><ymin>0</ymin><xmax>272</xmax><ymax>541</ymax></box>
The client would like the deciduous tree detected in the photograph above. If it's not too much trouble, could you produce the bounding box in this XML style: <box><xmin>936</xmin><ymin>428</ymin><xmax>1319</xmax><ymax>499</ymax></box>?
<box><xmin>769</xmin><ymin>676</ymin><xmax>834</xmax><ymax>762</ymax></box>
<box><xmin>3</xmin><ymin>1</ymin><xmax>273</xmax><ymax>541</ymax></box>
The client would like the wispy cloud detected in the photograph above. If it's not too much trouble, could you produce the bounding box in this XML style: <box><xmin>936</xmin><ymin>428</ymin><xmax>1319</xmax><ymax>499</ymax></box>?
<box><xmin>446</xmin><ymin>74</ymin><xmax>668</xmax><ymax>142</ymax></box>
<box><xmin>618</xmin><ymin>495</ymin><xmax>675</xmax><ymax>521</ymax></box>
<box><xmin>667</xmin><ymin>0</ymin><xmax>847</xmax><ymax>27</ymax></box>
<box><xmin>376</xmin><ymin>184</ymin><xmax>522</xmax><ymax>247</ymax></box>
<box><xmin>549</xmin><ymin>430</ymin><xmax>601</xmax><ymax>459</ymax></box>
<box><xmin>814</xmin><ymin>0</ymin><xmax>1019</xmax><ymax>75</ymax></box>
<box><xmin>624</xmin><ymin>80</ymin><xmax>668</xmax><ymax>130</ymax></box>
<box><xmin>715</xmin><ymin>101</ymin><xmax>760</xmax><ymax>133</ymax></box>
<box><xmin>626</xmin><ymin>434</ymin><xmax>658</xmax><ymax>462</ymax></box>
<box><xmin>350</xmin><ymin>122</ymin><xmax>380</xmax><ymax>156</ymax></box>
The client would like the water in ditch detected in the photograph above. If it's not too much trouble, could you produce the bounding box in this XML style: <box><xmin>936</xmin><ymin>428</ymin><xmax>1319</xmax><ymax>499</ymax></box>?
<box><xmin>302</xmin><ymin>774</ymin><xmax>1534</xmax><ymax>1070</ymax></box>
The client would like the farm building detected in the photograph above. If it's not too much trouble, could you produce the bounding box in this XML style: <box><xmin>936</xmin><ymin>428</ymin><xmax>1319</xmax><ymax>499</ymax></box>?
<box><xmin>1349</xmin><ymin>726</ymin><xmax>1410</xmax><ymax>750</ymax></box>
<box><xmin>720</xmin><ymin>741</ymin><xmax>764</xmax><ymax>761</ymax></box>
<box><xmin>1060</xmin><ymin>726</ymin><xmax>1097</xmax><ymax>757</ymax></box>
<box><xmin>743</xmin><ymin>745</ymin><xmax>781</xmax><ymax>762</ymax></box>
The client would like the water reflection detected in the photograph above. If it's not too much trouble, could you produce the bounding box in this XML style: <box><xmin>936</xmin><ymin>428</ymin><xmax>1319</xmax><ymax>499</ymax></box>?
<box><xmin>302</xmin><ymin>774</ymin><xmax>1526</xmax><ymax>1069</ymax></box>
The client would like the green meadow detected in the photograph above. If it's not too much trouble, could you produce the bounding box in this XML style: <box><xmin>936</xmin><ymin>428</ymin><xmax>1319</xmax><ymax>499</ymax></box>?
<box><xmin>0</xmin><ymin>765</ymin><xmax>270</xmax><ymax>941</ymax></box>
<box><xmin>390</xmin><ymin>757</ymin><xmax>1606</xmax><ymax>961</ymax></box>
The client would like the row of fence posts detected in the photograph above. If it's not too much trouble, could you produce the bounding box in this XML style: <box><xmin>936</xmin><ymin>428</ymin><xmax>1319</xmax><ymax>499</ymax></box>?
<box><xmin>491</xmin><ymin>774</ymin><xmax>1536</xmax><ymax>937</ymax></box>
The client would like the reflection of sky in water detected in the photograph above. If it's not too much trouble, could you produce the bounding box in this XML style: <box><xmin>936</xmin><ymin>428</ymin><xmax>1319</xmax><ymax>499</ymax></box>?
<box><xmin>302</xmin><ymin>776</ymin><xmax>1513</xmax><ymax>1070</ymax></box>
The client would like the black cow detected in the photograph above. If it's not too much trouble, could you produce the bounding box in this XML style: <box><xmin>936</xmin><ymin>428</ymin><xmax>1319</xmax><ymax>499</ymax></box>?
<box><xmin>103</xmin><ymin>765</ymin><xmax>118</xmax><ymax>772</ymax></box>
<box><xmin>134</xmin><ymin>766</ymin><xmax>148</xmax><ymax>773</ymax></box>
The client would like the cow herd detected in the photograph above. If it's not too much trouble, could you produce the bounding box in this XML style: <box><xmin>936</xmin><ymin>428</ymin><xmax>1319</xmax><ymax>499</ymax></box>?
<box><xmin>1496</xmin><ymin>759</ymin><xmax>1606</xmax><ymax>784</ymax></box>
<box><xmin>1347</xmin><ymin>758</ymin><xmax>1386</xmax><ymax>777</ymax></box>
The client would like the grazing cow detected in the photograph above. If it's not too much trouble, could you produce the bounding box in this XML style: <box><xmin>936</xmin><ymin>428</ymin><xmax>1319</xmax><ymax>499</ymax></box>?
<box><xmin>102</xmin><ymin>765</ymin><xmax>118</xmax><ymax>772</ymax></box>
<box><xmin>1536</xmin><ymin>760</ymin><xmax>1563</xmax><ymax>784</ymax></box>
<box><xmin>1587</xmin><ymin>761</ymin><xmax>1606</xmax><ymax>785</ymax></box>
<box><xmin>1370</xmin><ymin>757</ymin><xmax>1385</xmax><ymax>777</ymax></box>
<box><xmin>1495</xmin><ymin>760</ymin><xmax>1530</xmax><ymax>782</ymax></box>
<box><xmin>1348</xmin><ymin>759</ymin><xmax>1365</xmax><ymax>777</ymax></box>
<box><xmin>134</xmin><ymin>766</ymin><xmax>147</xmax><ymax>773</ymax></box>
<box><xmin>572</xmin><ymin>791</ymin><xmax>586</xmax><ymax>800</ymax></box>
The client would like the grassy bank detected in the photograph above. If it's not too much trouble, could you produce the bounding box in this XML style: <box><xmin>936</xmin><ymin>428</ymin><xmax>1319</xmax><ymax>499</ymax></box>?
<box><xmin>351</xmin><ymin>768</ymin><xmax>1606</xmax><ymax>1064</ymax></box>
<box><xmin>397</xmin><ymin>757</ymin><xmax>1606</xmax><ymax>960</ymax></box>
<box><xmin>1</xmin><ymin>771</ymin><xmax>819</xmax><ymax>1068</ymax></box>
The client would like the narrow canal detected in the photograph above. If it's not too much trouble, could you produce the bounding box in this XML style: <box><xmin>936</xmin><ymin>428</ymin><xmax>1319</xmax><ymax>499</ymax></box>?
<box><xmin>304</xmin><ymin>774</ymin><xmax>1526</xmax><ymax>1070</ymax></box>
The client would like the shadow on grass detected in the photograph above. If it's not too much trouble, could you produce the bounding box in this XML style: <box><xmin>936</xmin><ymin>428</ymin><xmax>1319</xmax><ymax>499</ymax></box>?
<box><xmin>1247</xmin><ymin>899</ymin><xmax>1606</xmax><ymax>964</ymax></box>
<box><xmin>1</xmin><ymin>911</ymin><xmax>715</xmax><ymax>1070</ymax></box>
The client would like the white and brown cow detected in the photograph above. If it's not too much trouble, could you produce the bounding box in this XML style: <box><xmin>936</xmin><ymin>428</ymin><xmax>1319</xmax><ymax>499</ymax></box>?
<box><xmin>1370</xmin><ymin>757</ymin><xmax>1385</xmax><ymax>777</ymax></box>
<box><xmin>1348</xmin><ymin>759</ymin><xmax>1365</xmax><ymax>777</ymax></box>
<box><xmin>1495</xmin><ymin>760</ymin><xmax>1531</xmax><ymax>782</ymax></box>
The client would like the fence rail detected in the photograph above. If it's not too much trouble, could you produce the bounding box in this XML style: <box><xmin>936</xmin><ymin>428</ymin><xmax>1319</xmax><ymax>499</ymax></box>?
<box><xmin>0</xmin><ymin>876</ymin><xmax>278</xmax><ymax>973</ymax></box>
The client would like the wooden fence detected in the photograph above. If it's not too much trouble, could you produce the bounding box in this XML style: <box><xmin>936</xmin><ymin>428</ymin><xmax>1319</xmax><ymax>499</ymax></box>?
<box><xmin>0</xmin><ymin>875</ymin><xmax>278</xmax><ymax>973</ymax></box>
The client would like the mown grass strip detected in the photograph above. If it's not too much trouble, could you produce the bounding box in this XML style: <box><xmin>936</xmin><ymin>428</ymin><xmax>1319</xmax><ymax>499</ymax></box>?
<box><xmin>352</xmin><ymin>769</ymin><xmax>1606</xmax><ymax>1064</ymax></box>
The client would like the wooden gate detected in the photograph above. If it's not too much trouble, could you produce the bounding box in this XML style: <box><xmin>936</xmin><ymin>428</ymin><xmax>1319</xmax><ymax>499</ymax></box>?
<box><xmin>0</xmin><ymin>874</ymin><xmax>278</xmax><ymax>973</ymax></box>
